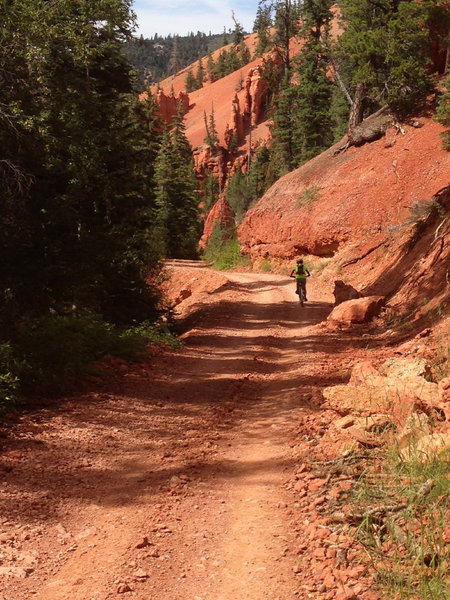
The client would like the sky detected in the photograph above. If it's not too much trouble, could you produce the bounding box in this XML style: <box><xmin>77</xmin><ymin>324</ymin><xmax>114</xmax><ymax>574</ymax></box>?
<box><xmin>132</xmin><ymin>0</ymin><xmax>259</xmax><ymax>38</ymax></box>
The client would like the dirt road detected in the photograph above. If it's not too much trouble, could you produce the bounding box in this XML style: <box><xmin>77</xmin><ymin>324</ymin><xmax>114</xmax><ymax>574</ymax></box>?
<box><xmin>0</xmin><ymin>266</ymin><xmax>375</xmax><ymax>600</ymax></box>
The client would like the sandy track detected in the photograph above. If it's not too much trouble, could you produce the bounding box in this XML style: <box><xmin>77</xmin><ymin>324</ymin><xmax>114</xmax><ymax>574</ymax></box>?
<box><xmin>0</xmin><ymin>266</ymin><xmax>341</xmax><ymax>600</ymax></box>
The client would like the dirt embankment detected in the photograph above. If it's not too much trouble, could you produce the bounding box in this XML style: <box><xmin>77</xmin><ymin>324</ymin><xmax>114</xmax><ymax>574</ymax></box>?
<box><xmin>238</xmin><ymin>118</ymin><xmax>450</xmax><ymax>264</ymax></box>
<box><xmin>2</xmin><ymin>262</ymin><xmax>426</xmax><ymax>600</ymax></box>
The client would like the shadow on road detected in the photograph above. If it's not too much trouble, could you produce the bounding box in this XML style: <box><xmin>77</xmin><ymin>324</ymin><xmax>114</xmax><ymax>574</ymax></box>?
<box><xmin>0</xmin><ymin>271</ymin><xmax>361</xmax><ymax>521</ymax></box>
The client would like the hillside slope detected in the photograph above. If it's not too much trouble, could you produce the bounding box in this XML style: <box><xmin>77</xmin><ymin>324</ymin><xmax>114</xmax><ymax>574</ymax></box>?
<box><xmin>238</xmin><ymin>114</ymin><xmax>450</xmax><ymax>318</ymax></box>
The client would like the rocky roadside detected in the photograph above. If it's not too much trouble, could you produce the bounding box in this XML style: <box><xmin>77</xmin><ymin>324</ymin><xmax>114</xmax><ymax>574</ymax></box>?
<box><xmin>0</xmin><ymin>267</ymin><xmax>448</xmax><ymax>600</ymax></box>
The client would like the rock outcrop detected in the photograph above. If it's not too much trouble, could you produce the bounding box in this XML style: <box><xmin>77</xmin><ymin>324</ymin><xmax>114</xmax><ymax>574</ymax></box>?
<box><xmin>154</xmin><ymin>89</ymin><xmax>190</xmax><ymax>124</ymax></box>
<box><xmin>199</xmin><ymin>195</ymin><xmax>235</xmax><ymax>250</ymax></box>
<box><xmin>323</xmin><ymin>357</ymin><xmax>449</xmax><ymax>456</ymax></box>
<box><xmin>238</xmin><ymin>119</ymin><xmax>450</xmax><ymax>265</ymax></box>
<box><xmin>327</xmin><ymin>296</ymin><xmax>385</xmax><ymax>325</ymax></box>
<box><xmin>333</xmin><ymin>280</ymin><xmax>362</xmax><ymax>305</ymax></box>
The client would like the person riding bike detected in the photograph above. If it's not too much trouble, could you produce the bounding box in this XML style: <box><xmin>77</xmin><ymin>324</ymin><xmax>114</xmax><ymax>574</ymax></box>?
<box><xmin>290</xmin><ymin>258</ymin><xmax>311</xmax><ymax>301</ymax></box>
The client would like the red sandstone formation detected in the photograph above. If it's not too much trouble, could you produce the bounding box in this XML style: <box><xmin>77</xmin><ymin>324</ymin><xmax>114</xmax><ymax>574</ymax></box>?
<box><xmin>154</xmin><ymin>89</ymin><xmax>190</xmax><ymax>124</ymax></box>
<box><xmin>238</xmin><ymin>118</ymin><xmax>450</xmax><ymax>263</ymax></box>
<box><xmin>199</xmin><ymin>195</ymin><xmax>235</xmax><ymax>249</ymax></box>
<box><xmin>244</xmin><ymin>65</ymin><xmax>269</xmax><ymax>127</ymax></box>
<box><xmin>327</xmin><ymin>296</ymin><xmax>386</xmax><ymax>324</ymax></box>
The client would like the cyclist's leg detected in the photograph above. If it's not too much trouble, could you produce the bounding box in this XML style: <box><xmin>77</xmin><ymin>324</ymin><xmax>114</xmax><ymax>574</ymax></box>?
<box><xmin>296</xmin><ymin>279</ymin><xmax>301</xmax><ymax>295</ymax></box>
<box><xmin>300</xmin><ymin>279</ymin><xmax>307</xmax><ymax>301</ymax></box>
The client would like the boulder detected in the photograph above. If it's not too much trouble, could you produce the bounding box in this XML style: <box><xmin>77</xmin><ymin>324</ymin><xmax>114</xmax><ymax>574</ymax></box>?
<box><xmin>323</xmin><ymin>374</ymin><xmax>440</xmax><ymax>425</ymax></box>
<box><xmin>333</xmin><ymin>280</ymin><xmax>362</xmax><ymax>306</ymax></box>
<box><xmin>349</xmin><ymin>360</ymin><xmax>380</xmax><ymax>385</ymax></box>
<box><xmin>380</xmin><ymin>357</ymin><xmax>431</xmax><ymax>380</ymax></box>
<box><xmin>327</xmin><ymin>296</ymin><xmax>386</xmax><ymax>324</ymax></box>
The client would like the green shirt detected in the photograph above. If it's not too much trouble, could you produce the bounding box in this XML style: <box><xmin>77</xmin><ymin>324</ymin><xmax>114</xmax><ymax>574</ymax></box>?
<box><xmin>294</xmin><ymin>264</ymin><xmax>308</xmax><ymax>279</ymax></box>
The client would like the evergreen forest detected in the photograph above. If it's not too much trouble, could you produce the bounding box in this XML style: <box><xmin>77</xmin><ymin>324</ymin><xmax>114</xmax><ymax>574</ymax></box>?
<box><xmin>122</xmin><ymin>31</ymin><xmax>227</xmax><ymax>90</ymax></box>
<box><xmin>0</xmin><ymin>0</ymin><xmax>200</xmax><ymax>409</ymax></box>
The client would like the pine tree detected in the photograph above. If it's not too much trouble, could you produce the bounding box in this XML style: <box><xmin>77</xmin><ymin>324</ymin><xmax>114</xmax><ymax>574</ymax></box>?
<box><xmin>196</xmin><ymin>58</ymin><xmax>205</xmax><ymax>88</ymax></box>
<box><xmin>154</xmin><ymin>105</ymin><xmax>200</xmax><ymax>258</ymax></box>
<box><xmin>202</xmin><ymin>168</ymin><xmax>220</xmax><ymax>211</ymax></box>
<box><xmin>0</xmin><ymin>0</ymin><xmax>162</xmax><ymax>328</ymax></box>
<box><xmin>168</xmin><ymin>35</ymin><xmax>182</xmax><ymax>74</ymax></box>
<box><xmin>203</xmin><ymin>108</ymin><xmax>220</xmax><ymax>154</ymax></box>
<box><xmin>221</xmin><ymin>27</ymin><xmax>229</xmax><ymax>46</ymax></box>
<box><xmin>336</xmin><ymin>0</ymin><xmax>434</xmax><ymax>125</ymax></box>
<box><xmin>206</xmin><ymin>51</ymin><xmax>216</xmax><ymax>82</ymax></box>
<box><xmin>293</xmin><ymin>0</ymin><xmax>333</xmax><ymax>164</ymax></box>
<box><xmin>270</xmin><ymin>0</ymin><xmax>301</xmax><ymax>76</ymax></box>
<box><xmin>253</xmin><ymin>2</ymin><xmax>273</xmax><ymax>56</ymax></box>
<box><xmin>239</xmin><ymin>40</ymin><xmax>251</xmax><ymax>67</ymax></box>
<box><xmin>436</xmin><ymin>75</ymin><xmax>450</xmax><ymax>150</ymax></box>
<box><xmin>185</xmin><ymin>69</ymin><xmax>198</xmax><ymax>92</ymax></box>
<box><xmin>269</xmin><ymin>75</ymin><xmax>300</xmax><ymax>175</ymax></box>
<box><xmin>232</xmin><ymin>12</ymin><xmax>245</xmax><ymax>46</ymax></box>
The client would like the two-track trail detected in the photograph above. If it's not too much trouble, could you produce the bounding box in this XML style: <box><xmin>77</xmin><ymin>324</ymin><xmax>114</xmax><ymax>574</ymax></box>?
<box><xmin>0</xmin><ymin>264</ymin><xmax>366</xmax><ymax>600</ymax></box>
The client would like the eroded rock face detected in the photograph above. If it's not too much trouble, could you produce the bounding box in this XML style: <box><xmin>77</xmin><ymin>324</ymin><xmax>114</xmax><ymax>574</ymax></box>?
<box><xmin>333</xmin><ymin>280</ymin><xmax>362</xmax><ymax>305</ymax></box>
<box><xmin>327</xmin><ymin>296</ymin><xmax>385</xmax><ymax>324</ymax></box>
<box><xmin>244</xmin><ymin>65</ymin><xmax>268</xmax><ymax>127</ymax></box>
<box><xmin>155</xmin><ymin>89</ymin><xmax>189</xmax><ymax>124</ymax></box>
<box><xmin>238</xmin><ymin>119</ymin><xmax>450</xmax><ymax>266</ymax></box>
<box><xmin>323</xmin><ymin>357</ymin><xmax>448</xmax><ymax>455</ymax></box>
<box><xmin>199</xmin><ymin>195</ymin><xmax>235</xmax><ymax>250</ymax></box>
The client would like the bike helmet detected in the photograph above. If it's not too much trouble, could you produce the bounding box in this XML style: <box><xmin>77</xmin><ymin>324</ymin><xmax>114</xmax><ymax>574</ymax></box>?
<box><xmin>296</xmin><ymin>258</ymin><xmax>303</xmax><ymax>264</ymax></box>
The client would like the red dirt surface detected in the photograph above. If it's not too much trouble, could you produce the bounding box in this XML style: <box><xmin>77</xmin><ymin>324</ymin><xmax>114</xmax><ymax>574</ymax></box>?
<box><xmin>0</xmin><ymin>262</ymin><xmax>391</xmax><ymax>600</ymax></box>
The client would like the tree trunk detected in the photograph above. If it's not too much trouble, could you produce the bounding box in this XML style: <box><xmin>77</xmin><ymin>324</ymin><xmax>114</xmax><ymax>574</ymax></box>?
<box><xmin>348</xmin><ymin>82</ymin><xmax>365</xmax><ymax>131</ymax></box>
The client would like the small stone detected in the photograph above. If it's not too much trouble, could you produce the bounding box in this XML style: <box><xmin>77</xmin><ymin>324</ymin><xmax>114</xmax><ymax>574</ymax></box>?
<box><xmin>134</xmin><ymin>568</ymin><xmax>149</xmax><ymax>579</ymax></box>
<box><xmin>117</xmin><ymin>583</ymin><xmax>132</xmax><ymax>594</ymax></box>
<box><xmin>135</xmin><ymin>536</ymin><xmax>150</xmax><ymax>549</ymax></box>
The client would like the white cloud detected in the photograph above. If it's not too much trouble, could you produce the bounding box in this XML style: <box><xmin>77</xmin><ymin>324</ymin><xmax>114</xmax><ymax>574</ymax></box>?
<box><xmin>132</xmin><ymin>0</ymin><xmax>257</xmax><ymax>38</ymax></box>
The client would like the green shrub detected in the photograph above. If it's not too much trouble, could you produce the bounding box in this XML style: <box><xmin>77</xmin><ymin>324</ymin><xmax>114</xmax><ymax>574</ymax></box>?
<box><xmin>435</xmin><ymin>76</ymin><xmax>450</xmax><ymax>151</ymax></box>
<box><xmin>260</xmin><ymin>259</ymin><xmax>272</xmax><ymax>272</ymax></box>
<box><xmin>0</xmin><ymin>343</ymin><xmax>20</xmax><ymax>414</ymax></box>
<box><xmin>15</xmin><ymin>312</ymin><xmax>181</xmax><ymax>392</ymax></box>
<box><xmin>203</xmin><ymin>225</ymin><xmax>250</xmax><ymax>270</ymax></box>
<box><xmin>352</xmin><ymin>436</ymin><xmax>450</xmax><ymax>600</ymax></box>
<box><xmin>296</xmin><ymin>186</ymin><xmax>321</xmax><ymax>209</ymax></box>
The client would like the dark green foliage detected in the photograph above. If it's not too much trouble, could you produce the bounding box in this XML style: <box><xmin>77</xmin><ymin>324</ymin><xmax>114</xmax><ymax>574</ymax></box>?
<box><xmin>203</xmin><ymin>225</ymin><xmax>250</xmax><ymax>270</ymax></box>
<box><xmin>0</xmin><ymin>0</ymin><xmax>169</xmax><ymax>401</ymax></box>
<box><xmin>196</xmin><ymin>58</ymin><xmax>205</xmax><ymax>87</ymax></box>
<box><xmin>154</xmin><ymin>107</ymin><xmax>201</xmax><ymax>259</ymax></box>
<box><xmin>212</xmin><ymin>44</ymin><xmax>253</xmax><ymax>81</ymax></box>
<box><xmin>294</xmin><ymin>0</ymin><xmax>334</xmax><ymax>164</ymax></box>
<box><xmin>226</xmin><ymin>147</ymin><xmax>272</xmax><ymax>223</ymax></box>
<box><xmin>253</xmin><ymin>2</ymin><xmax>273</xmax><ymax>56</ymax></box>
<box><xmin>203</xmin><ymin>108</ymin><xmax>220</xmax><ymax>154</ymax></box>
<box><xmin>336</xmin><ymin>0</ymin><xmax>435</xmax><ymax>120</ymax></box>
<box><xmin>221</xmin><ymin>28</ymin><xmax>230</xmax><ymax>47</ymax></box>
<box><xmin>0</xmin><ymin>344</ymin><xmax>19</xmax><ymax>414</ymax></box>
<box><xmin>269</xmin><ymin>76</ymin><xmax>300</xmax><ymax>175</ymax></box>
<box><xmin>123</xmin><ymin>31</ymin><xmax>224</xmax><ymax>91</ymax></box>
<box><xmin>201</xmin><ymin>169</ymin><xmax>220</xmax><ymax>212</ymax></box>
<box><xmin>206</xmin><ymin>51</ymin><xmax>216</xmax><ymax>82</ymax></box>
<box><xmin>232</xmin><ymin>12</ymin><xmax>245</xmax><ymax>46</ymax></box>
<box><xmin>272</xmin><ymin>0</ymin><xmax>301</xmax><ymax>75</ymax></box>
<box><xmin>227</xmin><ymin>131</ymin><xmax>240</xmax><ymax>153</ymax></box>
<box><xmin>436</xmin><ymin>76</ymin><xmax>450</xmax><ymax>150</ymax></box>
<box><xmin>226</xmin><ymin>168</ymin><xmax>255</xmax><ymax>223</ymax></box>
<box><xmin>185</xmin><ymin>69</ymin><xmax>199</xmax><ymax>92</ymax></box>
<box><xmin>239</xmin><ymin>41</ymin><xmax>252</xmax><ymax>67</ymax></box>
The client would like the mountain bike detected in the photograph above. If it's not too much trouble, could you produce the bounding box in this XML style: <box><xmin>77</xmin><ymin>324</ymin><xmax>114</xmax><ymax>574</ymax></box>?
<box><xmin>291</xmin><ymin>276</ymin><xmax>307</xmax><ymax>307</ymax></box>
<box><xmin>298</xmin><ymin>284</ymin><xmax>307</xmax><ymax>307</ymax></box>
